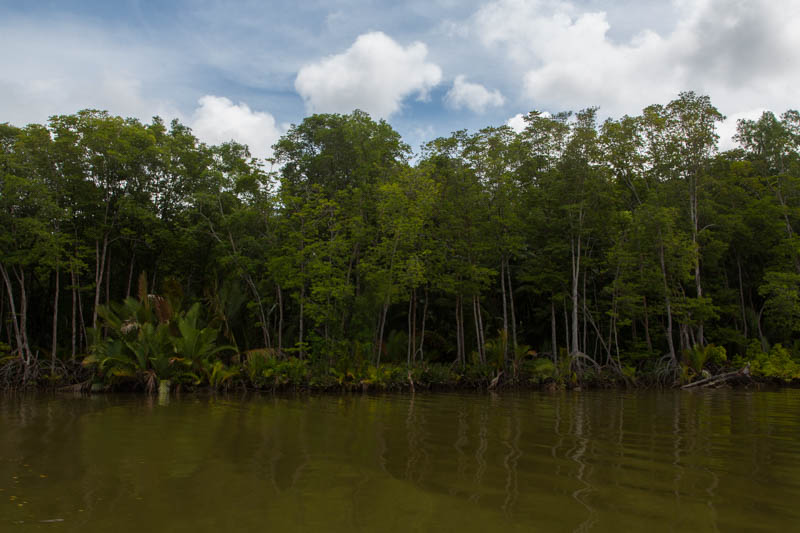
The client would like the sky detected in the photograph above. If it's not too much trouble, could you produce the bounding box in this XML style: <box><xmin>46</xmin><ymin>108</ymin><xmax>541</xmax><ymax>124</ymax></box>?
<box><xmin>1</xmin><ymin>0</ymin><xmax>799</xmax><ymax>159</ymax></box>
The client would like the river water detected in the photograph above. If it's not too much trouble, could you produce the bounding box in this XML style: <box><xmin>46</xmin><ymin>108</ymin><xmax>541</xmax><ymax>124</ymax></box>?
<box><xmin>2</xmin><ymin>389</ymin><xmax>799</xmax><ymax>531</ymax></box>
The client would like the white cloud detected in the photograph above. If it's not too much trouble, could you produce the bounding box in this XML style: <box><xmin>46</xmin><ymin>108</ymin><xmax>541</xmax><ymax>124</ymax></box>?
<box><xmin>294</xmin><ymin>31</ymin><xmax>442</xmax><ymax>119</ymax></box>
<box><xmin>505</xmin><ymin>110</ymin><xmax>552</xmax><ymax>133</ymax></box>
<box><xmin>716</xmin><ymin>108</ymin><xmax>766</xmax><ymax>151</ymax></box>
<box><xmin>445</xmin><ymin>75</ymin><xmax>504</xmax><ymax>113</ymax></box>
<box><xmin>465</xmin><ymin>0</ymin><xmax>800</xmax><ymax>124</ymax></box>
<box><xmin>190</xmin><ymin>96</ymin><xmax>285</xmax><ymax>160</ymax></box>
<box><xmin>506</xmin><ymin>113</ymin><xmax>526</xmax><ymax>133</ymax></box>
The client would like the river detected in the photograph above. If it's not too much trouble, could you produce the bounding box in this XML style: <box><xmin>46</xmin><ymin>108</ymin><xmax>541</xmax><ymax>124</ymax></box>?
<box><xmin>2</xmin><ymin>389</ymin><xmax>799</xmax><ymax>531</ymax></box>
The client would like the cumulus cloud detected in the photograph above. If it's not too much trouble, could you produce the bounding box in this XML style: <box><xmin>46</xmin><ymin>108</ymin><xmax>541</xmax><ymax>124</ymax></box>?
<box><xmin>295</xmin><ymin>31</ymin><xmax>442</xmax><ymax>119</ymax></box>
<box><xmin>190</xmin><ymin>96</ymin><xmax>285</xmax><ymax>160</ymax></box>
<box><xmin>506</xmin><ymin>113</ymin><xmax>527</xmax><ymax>133</ymax></box>
<box><xmin>445</xmin><ymin>75</ymin><xmax>504</xmax><ymax>113</ymax></box>
<box><xmin>505</xmin><ymin>111</ymin><xmax>552</xmax><ymax>133</ymax></box>
<box><xmin>716</xmin><ymin>108</ymin><xmax>767</xmax><ymax>151</ymax></box>
<box><xmin>465</xmin><ymin>0</ymin><xmax>800</xmax><ymax>125</ymax></box>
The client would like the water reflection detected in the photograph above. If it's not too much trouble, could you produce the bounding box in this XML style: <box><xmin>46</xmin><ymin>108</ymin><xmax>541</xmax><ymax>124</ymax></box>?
<box><xmin>2</xmin><ymin>390</ymin><xmax>800</xmax><ymax>532</ymax></box>
<box><xmin>501</xmin><ymin>405</ymin><xmax>520</xmax><ymax>516</ymax></box>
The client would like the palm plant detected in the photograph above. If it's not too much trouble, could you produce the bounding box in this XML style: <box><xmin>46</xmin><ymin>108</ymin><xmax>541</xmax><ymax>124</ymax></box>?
<box><xmin>205</xmin><ymin>360</ymin><xmax>240</xmax><ymax>390</ymax></box>
<box><xmin>171</xmin><ymin>303</ymin><xmax>236</xmax><ymax>372</ymax></box>
<box><xmin>85</xmin><ymin>273</ymin><xmax>229</xmax><ymax>391</ymax></box>
<box><xmin>682</xmin><ymin>344</ymin><xmax>727</xmax><ymax>382</ymax></box>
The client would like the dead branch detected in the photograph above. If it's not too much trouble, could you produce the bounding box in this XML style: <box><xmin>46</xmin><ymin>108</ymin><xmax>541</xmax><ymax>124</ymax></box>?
<box><xmin>681</xmin><ymin>363</ymin><xmax>750</xmax><ymax>389</ymax></box>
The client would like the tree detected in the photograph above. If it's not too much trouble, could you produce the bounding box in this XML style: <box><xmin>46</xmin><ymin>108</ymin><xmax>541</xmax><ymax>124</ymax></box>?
<box><xmin>642</xmin><ymin>92</ymin><xmax>724</xmax><ymax>347</ymax></box>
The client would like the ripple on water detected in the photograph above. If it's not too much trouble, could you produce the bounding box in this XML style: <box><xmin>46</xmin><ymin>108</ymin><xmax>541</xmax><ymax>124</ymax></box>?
<box><xmin>2</xmin><ymin>389</ymin><xmax>800</xmax><ymax>532</ymax></box>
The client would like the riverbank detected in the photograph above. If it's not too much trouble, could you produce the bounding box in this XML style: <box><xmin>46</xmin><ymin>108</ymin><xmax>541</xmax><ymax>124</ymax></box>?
<box><xmin>2</xmin><ymin>353</ymin><xmax>797</xmax><ymax>393</ymax></box>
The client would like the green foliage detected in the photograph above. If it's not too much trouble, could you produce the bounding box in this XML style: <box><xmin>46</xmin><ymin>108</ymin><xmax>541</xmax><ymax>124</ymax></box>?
<box><xmin>0</xmin><ymin>342</ymin><xmax>13</xmax><ymax>363</ymax></box>
<box><xmin>522</xmin><ymin>357</ymin><xmax>557</xmax><ymax>383</ymax></box>
<box><xmin>510</xmin><ymin>343</ymin><xmax>537</xmax><ymax>380</ymax></box>
<box><xmin>759</xmin><ymin>272</ymin><xmax>800</xmax><ymax>335</ymax></box>
<box><xmin>205</xmin><ymin>360</ymin><xmax>240</xmax><ymax>390</ymax></box>
<box><xmin>384</xmin><ymin>330</ymin><xmax>408</xmax><ymax>363</ymax></box>
<box><xmin>463</xmin><ymin>363</ymin><xmax>495</xmax><ymax>385</ymax></box>
<box><xmin>557</xmin><ymin>348</ymin><xmax>578</xmax><ymax>385</ymax></box>
<box><xmin>621</xmin><ymin>364</ymin><xmax>638</xmax><ymax>383</ymax></box>
<box><xmin>683</xmin><ymin>344</ymin><xmax>727</xmax><ymax>377</ymax></box>
<box><xmin>358</xmin><ymin>364</ymin><xmax>404</xmax><ymax>388</ymax></box>
<box><xmin>171</xmin><ymin>303</ymin><xmax>236</xmax><ymax>370</ymax></box>
<box><xmin>3</xmin><ymin>97</ymin><xmax>800</xmax><ymax>391</ymax></box>
<box><xmin>483</xmin><ymin>330</ymin><xmax>508</xmax><ymax>370</ymax></box>
<box><xmin>418</xmin><ymin>364</ymin><xmax>455</xmax><ymax>386</ymax></box>
<box><xmin>244</xmin><ymin>351</ymin><xmax>309</xmax><ymax>388</ymax></box>
<box><xmin>733</xmin><ymin>341</ymin><xmax>800</xmax><ymax>381</ymax></box>
<box><xmin>85</xmin><ymin>287</ymin><xmax>229</xmax><ymax>390</ymax></box>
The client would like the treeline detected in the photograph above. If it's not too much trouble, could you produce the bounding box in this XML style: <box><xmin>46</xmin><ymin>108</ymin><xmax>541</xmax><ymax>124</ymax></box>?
<box><xmin>1</xmin><ymin>92</ymin><xmax>799</xmax><ymax>389</ymax></box>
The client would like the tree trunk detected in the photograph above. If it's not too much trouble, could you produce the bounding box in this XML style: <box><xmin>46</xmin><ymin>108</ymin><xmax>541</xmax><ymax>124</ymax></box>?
<box><xmin>610</xmin><ymin>280</ymin><xmax>622</xmax><ymax>372</ymax></box>
<box><xmin>460</xmin><ymin>295</ymin><xmax>466</xmax><ymax>367</ymax></box>
<box><xmin>126</xmin><ymin>250</ymin><xmax>135</xmax><ymax>299</ymax></box>
<box><xmin>643</xmin><ymin>295</ymin><xmax>653</xmax><ymax>353</ymax></box>
<box><xmin>582</xmin><ymin>270</ymin><xmax>588</xmax><ymax>356</ymax></box>
<box><xmin>477</xmin><ymin>294</ymin><xmax>486</xmax><ymax>363</ymax></box>
<box><xmin>411</xmin><ymin>288</ymin><xmax>416</xmax><ymax>365</ymax></box>
<box><xmin>417</xmin><ymin>287</ymin><xmax>428</xmax><ymax>362</ymax></box>
<box><xmin>584</xmin><ymin>304</ymin><xmax>611</xmax><ymax>363</ymax></box>
<box><xmin>0</xmin><ymin>286</ymin><xmax>5</xmax><ymax>349</ymax></box>
<box><xmin>570</xmin><ymin>236</ymin><xmax>581</xmax><ymax>355</ymax></box>
<box><xmin>551</xmin><ymin>299</ymin><xmax>558</xmax><ymax>365</ymax></box>
<box><xmin>92</xmin><ymin>234</ymin><xmax>109</xmax><ymax>330</ymax></box>
<box><xmin>500</xmin><ymin>258</ymin><xmax>508</xmax><ymax>365</ymax></box>
<box><xmin>455</xmin><ymin>296</ymin><xmax>462</xmax><ymax>367</ymax></box>
<box><xmin>659</xmin><ymin>239</ymin><xmax>677</xmax><ymax>365</ymax></box>
<box><xmin>507</xmin><ymin>262</ymin><xmax>517</xmax><ymax>351</ymax></box>
<box><xmin>407</xmin><ymin>293</ymin><xmax>413</xmax><ymax>367</ymax></box>
<box><xmin>0</xmin><ymin>263</ymin><xmax>23</xmax><ymax>358</ymax></box>
<box><xmin>1</xmin><ymin>291</ymin><xmax>8</xmax><ymax>352</ymax></box>
<box><xmin>757</xmin><ymin>304</ymin><xmax>768</xmax><ymax>352</ymax></box>
<box><xmin>105</xmin><ymin>247</ymin><xmax>111</xmax><ymax>306</ymax></box>
<box><xmin>736</xmin><ymin>255</ymin><xmax>748</xmax><ymax>338</ymax></box>
<box><xmin>51</xmin><ymin>263</ymin><xmax>60</xmax><ymax>370</ymax></box>
<box><xmin>76</xmin><ymin>271</ymin><xmax>87</xmax><ymax>353</ymax></box>
<box><xmin>71</xmin><ymin>268</ymin><xmax>77</xmax><ymax>359</ymax></box>
<box><xmin>376</xmin><ymin>297</ymin><xmax>389</xmax><ymax>366</ymax></box>
<box><xmin>472</xmin><ymin>295</ymin><xmax>483</xmax><ymax>364</ymax></box>
<box><xmin>563</xmin><ymin>299</ymin><xmax>570</xmax><ymax>356</ymax></box>
<box><xmin>277</xmin><ymin>284</ymin><xmax>283</xmax><ymax>356</ymax></box>
<box><xmin>690</xmin><ymin>176</ymin><xmax>705</xmax><ymax>346</ymax></box>
<box><xmin>455</xmin><ymin>295</ymin><xmax>466</xmax><ymax>368</ymax></box>
<box><xmin>13</xmin><ymin>267</ymin><xmax>34</xmax><ymax>378</ymax></box>
<box><xmin>679</xmin><ymin>323</ymin><xmax>689</xmax><ymax>354</ymax></box>
<box><xmin>244</xmin><ymin>274</ymin><xmax>270</xmax><ymax>349</ymax></box>
<box><xmin>151</xmin><ymin>269</ymin><xmax>158</xmax><ymax>297</ymax></box>
<box><xmin>341</xmin><ymin>243</ymin><xmax>359</xmax><ymax>337</ymax></box>
<box><xmin>299</xmin><ymin>284</ymin><xmax>305</xmax><ymax>359</ymax></box>
<box><xmin>775</xmin><ymin>185</ymin><xmax>800</xmax><ymax>273</ymax></box>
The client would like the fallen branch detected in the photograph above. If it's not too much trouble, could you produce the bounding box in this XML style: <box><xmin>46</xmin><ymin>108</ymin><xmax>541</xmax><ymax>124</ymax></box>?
<box><xmin>681</xmin><ymin>363</ymin><xmax>750</xmax><ymax>389</ymax></box>
<box><xmin>58</xmin><ymin>379</ymin><xmax>91</xmax><ymax>393</ymax></box>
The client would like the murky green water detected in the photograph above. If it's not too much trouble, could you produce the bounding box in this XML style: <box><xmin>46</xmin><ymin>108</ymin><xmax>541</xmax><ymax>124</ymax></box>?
<box><xmin>2</xmin><ymin>389</ymin><xmax>800</xmax><ymax>532</ymax></box>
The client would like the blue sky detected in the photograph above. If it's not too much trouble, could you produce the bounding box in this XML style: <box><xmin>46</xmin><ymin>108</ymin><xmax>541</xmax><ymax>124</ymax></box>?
<box><xmin>2</xmin><ymin>0</ymin><xmax>799</xmax><ymax>158</ymax></box>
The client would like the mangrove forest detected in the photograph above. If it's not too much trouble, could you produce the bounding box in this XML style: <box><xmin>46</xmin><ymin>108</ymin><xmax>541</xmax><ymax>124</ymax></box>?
<box><xmin>1</xmin><ymin>92</ymin><xmax>799</xmax><ymax>391</ymax></box>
